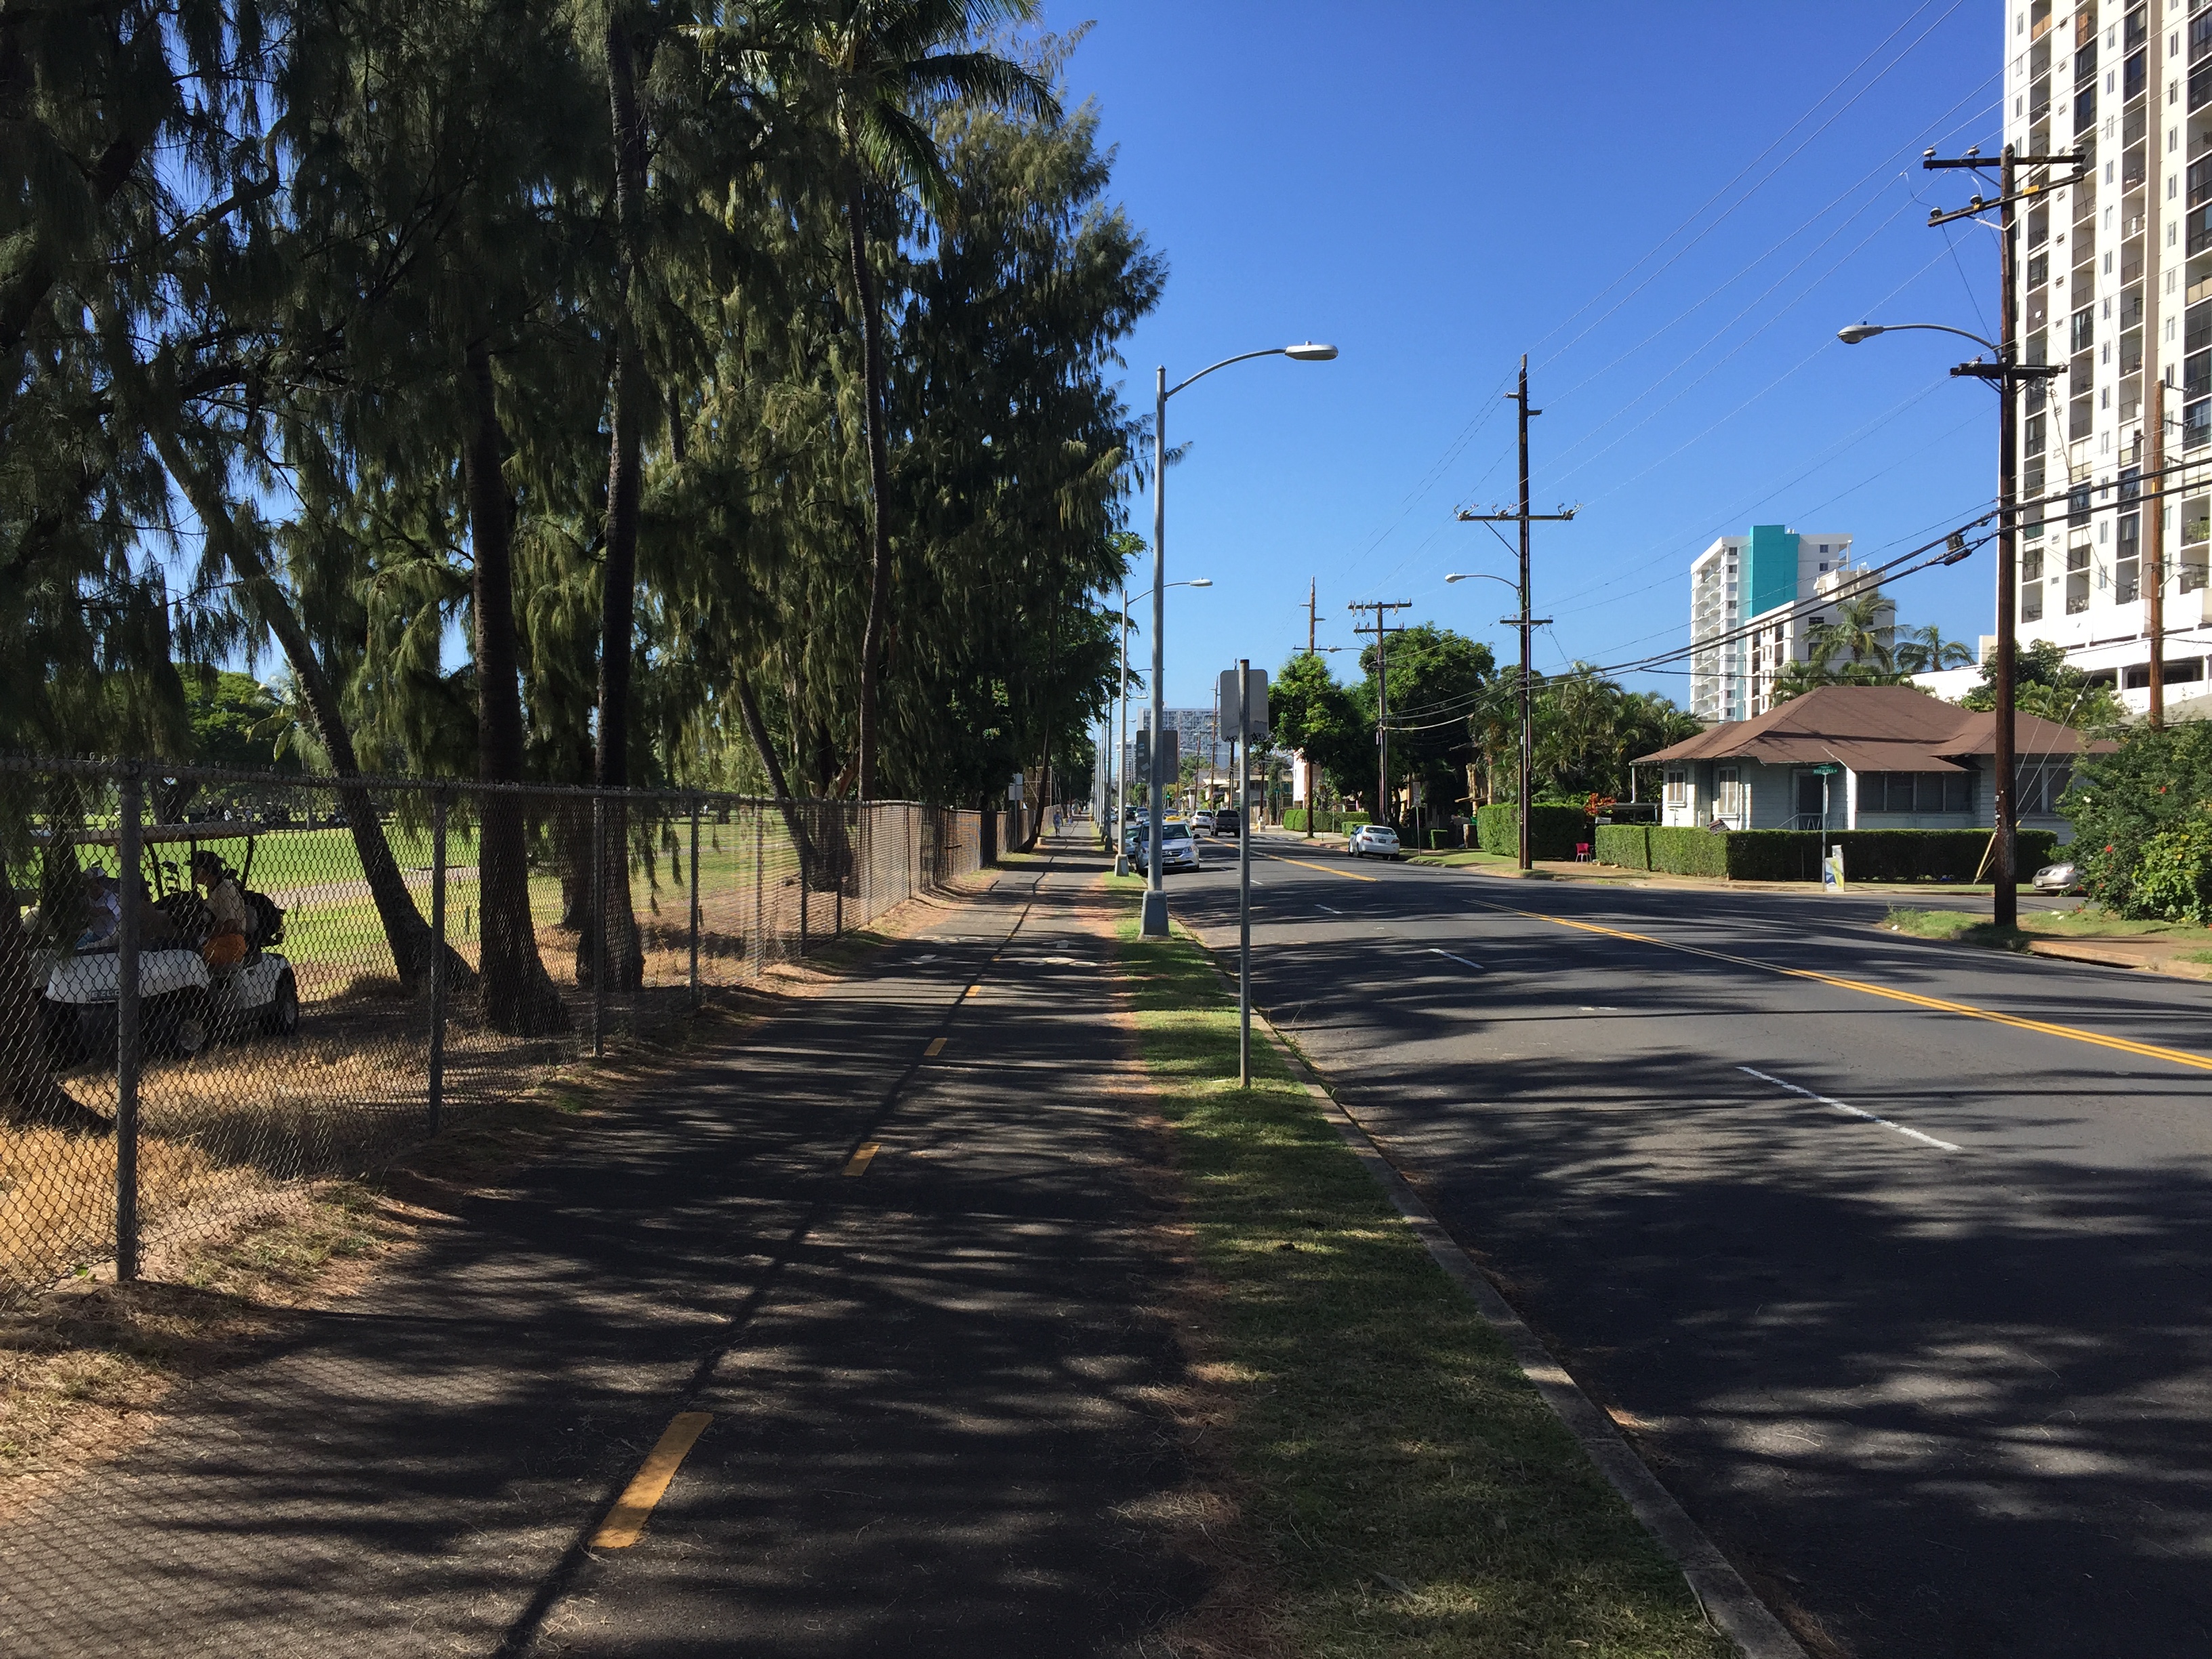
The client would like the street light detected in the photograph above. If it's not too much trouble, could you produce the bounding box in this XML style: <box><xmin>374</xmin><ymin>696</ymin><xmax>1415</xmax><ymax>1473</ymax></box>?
<box><xmin>1444</xmin><ymin>571</ymin><xmax>1521</xmax><ymax>592</ymax></box>
<box><xmin>1143</xmin><ymin>343</ymin><xmax>1338</xmax><ymax>936</ymax></box>
<box><xmin>1113</xmin><ymin>578</ymin><xmax>1212</xmax><ymax>876</ymax></box>
<box><xmin>1838</xmin><ymin>306</ymin><xmax>2062</xmax><ymax>930</ymax></box>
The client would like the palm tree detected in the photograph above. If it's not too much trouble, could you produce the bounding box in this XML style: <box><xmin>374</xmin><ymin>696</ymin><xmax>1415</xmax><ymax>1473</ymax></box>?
<box><xmin>1894</xmin><ymin>622</ymin><xmax>1975</xmax><ymax>674</ymax></box>
<box><xmin>1817</xmin><ymin>591</ymin><xmax>1897</xmax><ymax>676</ymax></box>
<box><xmin>760</xmin><ymin>0</ymin><xmax>1058</xmax><ymax>800</ymax></box>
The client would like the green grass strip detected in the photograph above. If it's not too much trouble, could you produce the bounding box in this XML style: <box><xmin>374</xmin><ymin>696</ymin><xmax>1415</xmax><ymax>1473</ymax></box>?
<box><xmin>1111</xmin><ymin>907</ymin><xmax>1729</xmax><ymax>1657</ymax></box>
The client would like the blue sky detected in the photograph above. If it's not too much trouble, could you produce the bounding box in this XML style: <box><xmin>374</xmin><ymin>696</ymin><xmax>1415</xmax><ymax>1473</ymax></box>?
<box><xmin>1039</xmin><ymin>0</ymin><xmax>2005</xmax><ymax>710</ymax></box>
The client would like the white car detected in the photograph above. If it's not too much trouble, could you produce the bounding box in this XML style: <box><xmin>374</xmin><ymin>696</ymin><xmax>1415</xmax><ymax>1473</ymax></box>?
<box><xmin>1347</xmin><ymin>823</ymin><xmax>1401</xmax><ymax>859</ymax></box>
<box><xmin>1190</xmin><ymin>811</ymin><xmax>1216</xmax><ymax>836</ymax></box>
<box><xmin>1133</xmin><ymin>819</ymin><xmax>1201</xmax><ymax>874</ymax></box>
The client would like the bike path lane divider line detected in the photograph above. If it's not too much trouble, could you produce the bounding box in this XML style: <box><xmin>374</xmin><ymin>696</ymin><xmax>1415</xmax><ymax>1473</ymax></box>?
<box><xmin>925</xmin><ymin>1037</ymin><xmax>947</xmax><ymax>1057</ymax></box>
<box><xmin>1476</xmin><ymin>900</ymin><xmax>2212</xmax><ymax>1076</ymax></box>
<box><xmin>842</xmin><ymin>1143</ymin><xmax>880</xmax><ymax>1176</ymax></box>
<box><xmin>590</xmin><ymin>1413</ymin><xmax>713</xmax><ymax>1550</ymax></box>
<box><xmin>1738</xmin><ymin>1064</ymin><xmax>1961</xmax><ymax>1153</ymax></box>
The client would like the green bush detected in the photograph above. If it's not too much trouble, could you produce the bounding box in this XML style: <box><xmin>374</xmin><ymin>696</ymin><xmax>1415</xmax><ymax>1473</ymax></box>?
<box><xmin>1636</xmin><ymin>827</ymin><xmax>2059</xmax><ymax>882</ymax></box>
<box><xmin>1475</xmin><ymin>803</ymin><xmax>1591</xmax><ymax>861</ymax></box>
<box><xmin>2129</xmin><ymin>813</ymin><xmax>2212</xmax><ymax>923</ymax></box>
<box><xmin>2061</xmin><ymin>722</ymin><xmax>2212</xmax><ymax>914</ymax></box>
<box><xmin>1646</xmin><ymin>826</ymin><xmax>1732</xmax><ymax>878</ymax></box>
<box><xmin>1593</xmin><ymin>823</ymin><xmax>1651</xmax><ymax>869</ymax></box>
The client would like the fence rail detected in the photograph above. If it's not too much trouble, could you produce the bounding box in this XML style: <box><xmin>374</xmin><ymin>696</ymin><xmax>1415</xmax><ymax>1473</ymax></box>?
<box><xmin>0</xmin><ymin>759</ymin><xmax>994</xmax><ymax>1303</ymax></box>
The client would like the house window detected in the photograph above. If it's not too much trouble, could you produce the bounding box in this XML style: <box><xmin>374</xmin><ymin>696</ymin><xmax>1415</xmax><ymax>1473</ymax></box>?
<box><xmin>1664</xmin><ymin>769</ymin><xmax>1688</xmax><ymax>808</ymax></box>
<box><xmin>1870</xmin><ymin>773</ymin><xmax>1971</xmax><ymax>813</ymax></box>
<box><xmin>1717</xmin><ymin>765</ymin><xmax>1743</xmax><ymax>823</ymax></box>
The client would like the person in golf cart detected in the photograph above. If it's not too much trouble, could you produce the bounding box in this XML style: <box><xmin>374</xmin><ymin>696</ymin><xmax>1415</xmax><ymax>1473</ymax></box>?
<box><xmin>188</xmin><ymin>848</ymin><xmax>253</xmax><ymax>967</ymax></box>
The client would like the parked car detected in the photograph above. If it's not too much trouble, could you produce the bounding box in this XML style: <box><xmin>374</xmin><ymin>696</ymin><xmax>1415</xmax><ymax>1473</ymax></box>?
<box><xmin>1348</xmin><ymin>823</ymin><xmax>1401</xmax><ymax>859</ymax></box>
<box><xmin>1132</xmin><ymin>819</ymin><xmax>1201</xmax><ymax>874</ymax></box>
<box><xmin>1190</xmin><ymin>810</ymin><xmax>1216</xmax><ymax>835</ymax></box>
<box><xmin>2032</xmin><ymin>859</ymin><xmax>2082</xmax><ymax>895</ymax></box>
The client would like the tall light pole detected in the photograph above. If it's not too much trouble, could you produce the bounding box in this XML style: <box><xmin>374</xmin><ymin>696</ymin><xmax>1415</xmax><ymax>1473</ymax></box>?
<box><xmin>1144</xmin><ymin>342</ymin><xmax>1337</xmax><ymax>937</ymax></box>
<box><xmin>1115</xmin><ymin>577</ymin><xmax>1210</xmax><ymax>876</ymax></box>
<box><xmin>1839</xmin><ymin>140</ymin><xmax>2076</xmax><ymax>928</ymax></box>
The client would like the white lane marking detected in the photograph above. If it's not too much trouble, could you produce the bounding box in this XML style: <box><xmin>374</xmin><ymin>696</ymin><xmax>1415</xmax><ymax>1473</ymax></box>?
<box><xmin>1317</xmin><ymin>904</ymin><xmax>1343</xmax><ymax>914</ymax></box>
<box><xmin>1579</xmin><ymin>1006</ymin><xmax>1620</xmax><ymax>1012</ymax></box>
<box><xmin>1429</xmin><ymin>947</ymin><xmax>1485</xmax><ymax>972</ymax></box>
<box><xmin>913</xmin><ymin>954</ymin><xmax>939</xmax><ymax>963</ymax></box>
<box><xmin>1736</xmin><ymin>1065</ymin><xmax>1961</xmax><ymax>1152</ymax></box>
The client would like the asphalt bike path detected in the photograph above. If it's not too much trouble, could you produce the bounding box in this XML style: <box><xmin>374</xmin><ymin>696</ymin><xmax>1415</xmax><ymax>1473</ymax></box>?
<box><xmin>1168</xmin><ymin>830</ymin><xmax>2212</xmax><ymax>1658</ymax></box>
<box><xmin>0</xmin><ymin>833</ymin><xmax>1200</xmax><ymax>1656</ymax></box>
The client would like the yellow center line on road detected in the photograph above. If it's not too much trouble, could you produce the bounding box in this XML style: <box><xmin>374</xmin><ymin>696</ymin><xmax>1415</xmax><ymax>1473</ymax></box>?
<box><xmin>1502</xmin><ymin>905</ymin><xmax>2212</xmax><ymax>1075</ymax></box>
<box><xmin>924</xmin><ymin>1037</ymin><xmax>946</xmax><ymax>1057</ymax></box>
<box><xmin>843</xmin><ymin>1143</ymin><xmax>880</xmax><ymax>1176</ymax></box>
<box><xmin>591</xmin><ymin>1412</ymin><xmax>712</xmax><ymax>1549</ymax></box>
<box><xmin>964</xmin><ymin>984</ymin><xmax>982</xmax><ymax>998</ymax></box>
<box><xmin>1255</xmin><ymin>851</ymin><xmax>1380</xmax><ymax>883</ymax></box>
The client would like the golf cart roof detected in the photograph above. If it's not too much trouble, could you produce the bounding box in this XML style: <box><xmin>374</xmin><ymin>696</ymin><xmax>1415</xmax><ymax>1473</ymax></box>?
<box><xmin>37</xmin><ymin>821</ymin><xmax>264</xmax><ymax>848</ymax></box>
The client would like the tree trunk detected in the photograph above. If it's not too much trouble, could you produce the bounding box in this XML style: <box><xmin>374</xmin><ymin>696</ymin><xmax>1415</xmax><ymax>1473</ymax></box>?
<box><xmin>735</xmin><ymin>674</ymin><xmax>822</xmax><ymax>886</ymax></box>
<box><xmin>588</xmin><ymin>9</ymin><xmax>649</xmax><ymax>994</ymax></box>
<box><xmin>462</xmin><ymin>340</ymin><xmax>570</xmax><ymax>1035</ymax></box>
<box><xmin>146</xmin><ymin>423</ymin><xmax>447</xmax><ymax>996</ymax></box>
<box><xmin>845</xmin><ymin>177</ymin><xmax>897</xmax><ymax>803</ymax></box>
<box><xmin>0</xmin><ymin>878</ymin><xmax>111</xmax><ymax>1134</ymax></box>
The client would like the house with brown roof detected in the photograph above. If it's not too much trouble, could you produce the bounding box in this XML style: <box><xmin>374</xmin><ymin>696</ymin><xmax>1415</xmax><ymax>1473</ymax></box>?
<box><xmin>1635</xmin><ymin>684</ymin><xmax>2112</xmax><ymax>840</ymax></box>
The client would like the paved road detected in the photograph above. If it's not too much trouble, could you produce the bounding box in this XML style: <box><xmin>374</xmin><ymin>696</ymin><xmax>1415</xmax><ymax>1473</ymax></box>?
<box><xmin>0</xmin><ymin>846</ymin><xmax>1203</xmax><ymax>1657</ymax></box>
<box><xmin>1168</xmin><ymin>832</ymin><xmax>2212</xmax><ymax>1659</ymax></box>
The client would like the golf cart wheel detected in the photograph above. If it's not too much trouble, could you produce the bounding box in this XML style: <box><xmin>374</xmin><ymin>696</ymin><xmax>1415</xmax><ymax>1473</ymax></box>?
<box><xmin>149</xmin><ymin>989</ymin><xmax>213</xmax><ymax>1060</ymax></box>
<box><xmin>264</xmin><ymin>966</ymin><xmax>300</xmax><ymax>1038</ymax></box>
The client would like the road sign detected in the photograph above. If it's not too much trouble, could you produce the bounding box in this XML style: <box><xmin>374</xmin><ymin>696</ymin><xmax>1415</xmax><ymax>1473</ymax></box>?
<box><xmin>1218</xmin><ymin>668</ymin><xmax>1269</xmax><ymax>739</ymax></box>
<box><xmin>1007</xmin><ymin>773</ymin><xmax>1024</xmax><ymax>802</ymax></box>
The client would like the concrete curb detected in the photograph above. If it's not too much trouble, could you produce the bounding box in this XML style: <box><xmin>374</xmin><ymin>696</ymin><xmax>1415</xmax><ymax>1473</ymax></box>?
<box><xmin>1202</xmin><ymin>957</ymin><xmax>1807</xmax><ymax>1658</ymax></box>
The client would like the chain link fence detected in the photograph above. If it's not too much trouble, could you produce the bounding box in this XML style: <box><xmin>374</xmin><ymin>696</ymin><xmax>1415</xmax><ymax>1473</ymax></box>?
<box><xmin>0</xmin><ymin>759</ymin><xmax>988</xmax><ymax>1304</ymax></box>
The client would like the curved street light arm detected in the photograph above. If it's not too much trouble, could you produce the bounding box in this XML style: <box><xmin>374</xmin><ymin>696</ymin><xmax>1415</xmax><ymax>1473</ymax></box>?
<box><xmin>1165</xmin><ymin>347</ymin><xmax>1292</xmax><ymax>401</ymax></box>
<box><xmin>1841</xmin><ymin>320</ymin><xmax>2000</xmax><ymax>354</ymax></box>
<box><xmin>1444</xmin><ymin>571</ymin><xmax>1521</xmax><ymax>596</ymax></box>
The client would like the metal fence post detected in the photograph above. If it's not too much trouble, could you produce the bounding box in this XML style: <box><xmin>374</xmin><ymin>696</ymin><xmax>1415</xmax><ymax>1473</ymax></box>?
<box><xmin>835</xmin><ymin>806</ymin><xmax>845</xmax><ymax>939</ymax></box>
<box><xmin>800</xmin><ymin>807</ymin><xmax>810</xmax><ymax>958</ymax></box>
<box><xmin>753</xmin><ymin>804</ymin><xmax>764</xmax><ymax>972</ymax></box>
<box><xmin>114</xmin><ymin>767</ymin><xmax>142</xmax><ymax>1283</ymax></box>
<box><xmin>592</xmin><ymin>792</ymin><xmax>606</xmax><ymax>1059</ymax></box>
<box><xmin>428</xmin><ymin>788</ymin><xmax>448</xmax><ymax>1135</ymax></box>
<box><xmin>689</xmin><ymin>796</ymin><xmax>701</xmax><ymax>1009</ymax></box>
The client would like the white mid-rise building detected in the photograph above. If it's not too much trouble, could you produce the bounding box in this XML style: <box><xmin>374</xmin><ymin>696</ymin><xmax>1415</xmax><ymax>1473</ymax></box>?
<box><xmin>1999</xmin><ymin>0</ymin><xmax>2212</xmax><ymax>710</ymax></box>
<box><xmin>1689</xmin><ymin>526</ymin><xmax>1887</xmax><ymax>721</ymax></box>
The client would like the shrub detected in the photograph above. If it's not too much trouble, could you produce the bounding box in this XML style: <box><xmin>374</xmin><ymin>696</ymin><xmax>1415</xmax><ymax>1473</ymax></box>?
<box><xmin>1475</xmin><ymin>803</ymin><xmax>1591</xmax><ymax>860</ymax></box>
<box><xmin>2062</xmin><ymin>722</ymin><xmax>2212</xmax><ymax>914</ymax></box>
<box><xmin>2129</xmin><ymin>813</ymin><xmax>2212</xmax><ymax>923</ymax></box>
<box><xmin>1646</xmin><ymin>826</ymin><xmax>1732</xmax><ymax>878</ymax></box>
<box><xmin>1593</xmin><ymin>823</ymin><xmax>1650</xmax><ymax>869</ymax></box>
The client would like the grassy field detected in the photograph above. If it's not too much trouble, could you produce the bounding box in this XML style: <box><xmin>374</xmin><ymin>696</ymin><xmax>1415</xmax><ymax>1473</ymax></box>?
<box><xmin>1110</xmin><ymin>893</ymin><xmax>1727</xmax><ymax>1658</ymax></box>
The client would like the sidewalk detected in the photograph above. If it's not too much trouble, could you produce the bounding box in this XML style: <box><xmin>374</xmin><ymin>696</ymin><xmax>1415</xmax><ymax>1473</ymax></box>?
<box><xmin>0</xmin><ymin>836</ymin><xmax>1207</xmax><ymax>1656</ymax></box>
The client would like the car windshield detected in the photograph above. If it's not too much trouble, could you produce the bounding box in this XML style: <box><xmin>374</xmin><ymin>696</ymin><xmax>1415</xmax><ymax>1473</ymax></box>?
<box><xmin>1162</xmin><ymin>821</ymin><xmax>1191</xmax><ymax>840</ymax></box>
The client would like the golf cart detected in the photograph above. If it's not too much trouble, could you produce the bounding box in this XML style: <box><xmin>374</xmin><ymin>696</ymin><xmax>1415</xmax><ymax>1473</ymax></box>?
<box><xmin>37</xmin><ymin>820</ymin><xmax>298</xmax><ymax>1065</ymax></box>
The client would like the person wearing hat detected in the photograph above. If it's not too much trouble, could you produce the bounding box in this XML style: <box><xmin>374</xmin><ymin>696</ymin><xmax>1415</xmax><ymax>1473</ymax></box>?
<box><xmin>75</xmin><ymin>869</ymin><xmax>120</xmax><ymax>951</ymax></box>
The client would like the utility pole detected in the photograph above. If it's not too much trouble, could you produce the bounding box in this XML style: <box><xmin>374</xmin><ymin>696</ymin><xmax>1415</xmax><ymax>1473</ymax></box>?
<box><xmin>1348</xmin><ymin>601</ymin><xmax>1410</xmax><ymax>830</ymax></box>
<box><xmin>1303</xmin><ymin>579</ymin><xmax>1317</xmax><ymax>838</ymax></box>
<box><xmin>1458</xmin><ymin>354</ymin><xmax>1574</xmax><ymax>872</ymax></box>
<box><xmin>1925</xmin><ymin>143</ymin><xmax>2078</xmax><ymax>929</ymax></box>
<box><xmin>1307</xmin><ymin>577</ymin><xmax>1317</xmax><ymax>656</ymax></box>
<box><xmin>2149</xmin><ymin>373</ymin><xmax>2167</xmax><ymax>729</ymax></box>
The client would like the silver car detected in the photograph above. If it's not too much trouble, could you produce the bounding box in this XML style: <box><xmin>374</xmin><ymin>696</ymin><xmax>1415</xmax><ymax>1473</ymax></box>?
<box><xmin>2032</xmin><ymin>860</ymin><xmax>2081</xmax><ymax>894</ymax></box>
<box><xmin>1347</xmin><ymin>823</ymin><xmax>1401</xmax><ymax>859</ymax></box>
<box><xmin>1134</xmin><ymin>819</ymin><xmax>1201</xmax><ymax>874</ymax></box>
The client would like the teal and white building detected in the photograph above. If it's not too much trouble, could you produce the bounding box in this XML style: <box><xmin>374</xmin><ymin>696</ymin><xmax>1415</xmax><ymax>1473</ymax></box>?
<box><xmin>1688</xmin><ymin>525</ymin><xmax>1890</xmax><ymax>723</ymax></box>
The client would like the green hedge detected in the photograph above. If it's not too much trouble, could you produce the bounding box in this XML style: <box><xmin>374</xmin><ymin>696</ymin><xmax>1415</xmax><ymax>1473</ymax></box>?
<box><xmin>1282</xmin><ymin>808</ymin><xmax>1370</xmax><ymax>833</ymax></box>
<box><xmin>1620</xmin><ymin>826</ymin><xmax>2060</xmax><ymax>882</ymax></box>
<box><xmin>1593</xmin><ymin>824</ymin><xmax>1651</xmax><ymax>869</ymax></box>
<box><xmin>1475</xmin><ymin>803</ymin><xmax>1593</xmax><ymax>861</ymax></box>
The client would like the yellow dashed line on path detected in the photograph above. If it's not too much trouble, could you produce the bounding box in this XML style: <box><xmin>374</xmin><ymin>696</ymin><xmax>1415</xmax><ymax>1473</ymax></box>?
<box><xmin>591</xmin><ymin>1412</ymin><xmax>712</xmax><ymax>1549</ymax></box>
<box><xmin>1515</xmin><ymin>907</ymin><xmax>2212</xmax><ymax>1074</ymax></box>
<box><xmin>843</xmin><ymin>1143</ymin><xmax>880</xmax><ymax>1176</ymax></box>
<box><xmin>925</xmin><ymin>1037</ymin><xmax>946</xmax><ymax>1057</ymax></box>
<box><xmin>965</xmin><ymin>984</ymin><xmax>982</xmax><ymax>998</ymax></box>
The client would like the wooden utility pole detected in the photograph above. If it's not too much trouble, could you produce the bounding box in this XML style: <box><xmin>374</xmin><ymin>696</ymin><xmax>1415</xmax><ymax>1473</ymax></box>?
<box><xmin>1349</xmin><ymin>600</ymin><xmax>1410</xmax><ymax>827</ymax></box>
<box><xmin>1307</xmin><ymin>577</ymin><xmax>1317</xmax><ymax>656</ymax></box>
<box><xmin>2149</xmin><ymin>373</ymin><xmax>2167</xmax><ymax>728</ymax></box>
<box><xmin>1925</xmin><ymin>144</ymin><xmax>2078</xmax><ymax>930</ymax></box>
<box><xmin>1458</xmin><ymin>355</ymin><xmax>1575</xmax><ymax>871</ymax></box>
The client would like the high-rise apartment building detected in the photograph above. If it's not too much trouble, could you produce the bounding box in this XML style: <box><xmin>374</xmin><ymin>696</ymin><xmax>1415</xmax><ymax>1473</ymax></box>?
<box><xmin>2001</xmin><ymin>0</ymin><xmax>2212</xmax><ymax>710</ymax></box>
<box><xmin>1689</xmin><ymin>525</ymin><xmax>1885</xmax><ymax>721</ymax></box>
